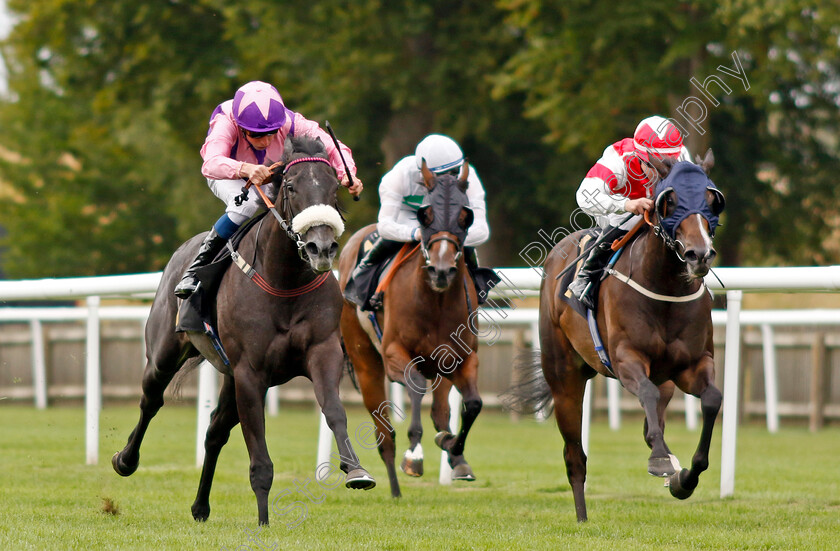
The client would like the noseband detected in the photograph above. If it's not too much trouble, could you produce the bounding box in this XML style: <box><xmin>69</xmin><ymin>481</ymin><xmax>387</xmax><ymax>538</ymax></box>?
<box><xmin>421</xmin><ymin>234</ymin><xmax>463</xmax><ymax>266</ymax></box>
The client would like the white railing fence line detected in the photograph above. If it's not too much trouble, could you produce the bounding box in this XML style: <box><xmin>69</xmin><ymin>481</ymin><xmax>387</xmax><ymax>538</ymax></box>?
<box><xmin>3</xmin><ymin>267</ymin><xmax>840</xmax><ymax>494</ymax></box>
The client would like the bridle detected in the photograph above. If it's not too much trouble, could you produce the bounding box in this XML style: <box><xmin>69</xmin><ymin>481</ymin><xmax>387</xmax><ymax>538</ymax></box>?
<box><xmin>647</xmin><ymin>210</ymin><xmax>688</xmax><ymax>263</ymax></box>
<box><xmin>235</xmin><ymin>155</ymin><xmax>335</xmax><ymax>260</ymax></box>
<box><xmin>421</xmin><ymin>234</ymin><xmax>463</xmax><ymax>266</ymax></box>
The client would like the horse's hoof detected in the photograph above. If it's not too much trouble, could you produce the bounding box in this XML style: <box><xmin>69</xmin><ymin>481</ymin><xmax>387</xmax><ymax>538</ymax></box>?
<box><xmin>345</xmin><ymin>468</ymin><xmax>376</xmax><ymax>490</ymax></box>
<box><xmin>434</xmin><ymin>431</ymin><xmax>454</xmax><ymax>450</ymax></box>
<box><xmin>400</xmin><ymin>457</ymin><xmax>424</xmax><ymax>477</ymax></box>
<box><xmin>111</xmin><ymin>451</ymin><xmax>138</xmax><ymax>477</ymax></box>
<box><xmin>191</xmin><ymin>503</ymin><xmax>210</xmax><ymax>522</ymax></box>
<box><xmin>401</xmin><ymin>445</ymin><xmax>424</xmax><ymax>477</ymax></box>
<box><xmin>648</xmin><ymin>456</ymin><xmax>677</xmax><ymax>478</ymax></box>
<box><xmin>668</xmin><ymin>469</ymin><xmax>696</xmax><ymax>500</ymax></box>
<box><xmin>451</xmin><ymin>463</ymin><xmax>476</xmax><ymax>481</ymax></box>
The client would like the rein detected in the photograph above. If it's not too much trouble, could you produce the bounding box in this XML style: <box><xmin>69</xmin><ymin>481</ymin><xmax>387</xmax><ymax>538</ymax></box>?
<box><xmin>229</xmin><ymin>155</ymin><xmax>336</xmax><ymax>298</ymax></box>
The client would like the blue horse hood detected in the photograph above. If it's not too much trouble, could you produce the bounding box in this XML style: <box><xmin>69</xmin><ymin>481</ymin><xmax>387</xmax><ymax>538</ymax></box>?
<box><xmin>654</xmin><ymin>162</ymin><xmax>724</xmax><ymax>239</ymax></box>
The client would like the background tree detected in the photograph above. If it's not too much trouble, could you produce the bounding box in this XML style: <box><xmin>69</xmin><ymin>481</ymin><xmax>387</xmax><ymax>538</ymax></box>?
<box><xmin>1</xmin><ymin>0</ymin><xmax>839</xmax><ymax>277</ymax></box>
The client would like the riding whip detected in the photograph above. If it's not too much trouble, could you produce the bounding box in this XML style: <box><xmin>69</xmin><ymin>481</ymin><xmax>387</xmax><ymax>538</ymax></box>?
<box><xmin>325</xmin><ymin>120</ymin><xmax>361</xmax><ymax>202</ymax></box>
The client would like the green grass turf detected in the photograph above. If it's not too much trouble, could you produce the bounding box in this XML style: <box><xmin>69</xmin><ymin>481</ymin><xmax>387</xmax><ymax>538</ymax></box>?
<box><xmin>0</xmin><ymin>402</ymin><xmax>838</xmax><ymax>550</ymax></box>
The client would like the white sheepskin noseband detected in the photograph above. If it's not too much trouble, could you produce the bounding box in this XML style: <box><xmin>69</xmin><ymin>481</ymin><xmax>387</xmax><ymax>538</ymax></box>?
<box><xmin>291</xmin><ymin>204</ymin><xmax>345</xmax><ymax>237</ymax></box>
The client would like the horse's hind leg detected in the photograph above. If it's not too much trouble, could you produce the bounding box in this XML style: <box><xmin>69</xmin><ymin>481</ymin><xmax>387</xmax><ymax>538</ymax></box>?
<box><xmin>112</xmin><ymin>338</ymin><xmax>191</xmax><ymax>476</ymax></box>
<box><xmin>191</xmin><ymin>374</ymin><xmax>239</xmax><ymax>522</ymax></box>
<box><xmin>541</xmin><ymin>330</ymin><xmax>593</xmax><ymax>522</ymax></box>
<box><xmin>400</xmin><ymin>366</ymin><xmax>426</xmax><ymax>477</ymax></box>
<box><xmin>668</xmin><ymin>357</ymin><xmax>722</xmax><ymax>499</ymax></box>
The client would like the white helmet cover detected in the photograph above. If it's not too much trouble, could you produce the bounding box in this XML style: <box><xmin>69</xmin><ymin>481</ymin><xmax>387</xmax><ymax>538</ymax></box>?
<box><xmin>415</xmin><ymin>134</ymin><xmax>464</xmax><ymax>173</ymax></box>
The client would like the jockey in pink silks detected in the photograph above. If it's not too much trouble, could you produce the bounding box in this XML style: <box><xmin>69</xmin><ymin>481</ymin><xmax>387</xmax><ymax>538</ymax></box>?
<box><xmin>175</xmin><ymin>81</ymin><xmax>363</xmax><ymax>298</ymax></box>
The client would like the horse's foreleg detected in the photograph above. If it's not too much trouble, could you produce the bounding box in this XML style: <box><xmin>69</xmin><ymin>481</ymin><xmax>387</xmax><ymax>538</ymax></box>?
<box><xmin>308</xmin><ymin>338</ymin><xmax>376</xmax><ymax>492</ymax></box>
<box><xmin>112</xmin><ymin>351</ymin><xmax>183</xmax><ymax>476</ymax></box>
<box><xmin>439</xmin><ymin>354</ymin><xmax>482</xmax><ymax>480</ymax></box>
<box><xmin>669</xmin><ymin>359</ymin><xmax>722</xmax><ymax>499</ymax></box>
<box><xmin>643</xmin><ymin>381</ymin><xmax>675</xmax><ymax>456</ymax></box>
<box><xmin>233</xmin><ymin>368</ymin><xmax>273</xmax><ymax>525</ymax></box>
<box><xmin>401</xmin><ymin>366</ymin><xmax>426</xmax><ymax>477</ymax></box>
<box><xmin>617</xmin><ymin>357</ymin><xmax>674</xmax><ymax>477</ymax></box>
<box><xmin>192</xmin><ymin>374</ymin><xmax>239</xmax><ymax>522</ymax></box>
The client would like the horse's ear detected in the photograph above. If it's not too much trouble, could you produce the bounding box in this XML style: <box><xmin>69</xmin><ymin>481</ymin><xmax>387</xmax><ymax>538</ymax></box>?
<box><xmin>459</xmin><ymin>206</ymin><xmax>474</xmax><ymax>230</ymax></box>
<box><xmin>417</xmin><ymin>205</ymin><xmax>433</xmax><ymax>227</ymax></box>
<box><xmin>697</xmin><ymin>149</ymin><xmax>715</xmax><ymax>175</ymax></box>
<box><xmin>283</xmin><ymin>135</ymin><xmax>294</xmax><ymax>163</ymax></box>
<box><xmin>649</xmin><ymin>154</ymin><xmax>674</xmax><ymax>179</ymax></box>
<box><xmin>457</xmin><ymin>162</ymin><xmax>469</xmax><ymax>192</ymax></box>
<box><xmin>420</xmin><ymin>159</ymin><xmax>436</xmax><ymax>190</ymax></box>
<box><xmin>706</xmin><ymin>187</ymin><xmax>725</xmax><ymax>215</ymax></box>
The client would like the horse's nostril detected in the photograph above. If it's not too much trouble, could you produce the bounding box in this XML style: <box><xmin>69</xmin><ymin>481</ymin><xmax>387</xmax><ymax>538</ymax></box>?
<box><xmin>305</xmin><ymin>242</ymin><xmax>319</xmax><ymax>257</ymax></box>
<box><xmin>706</xmin><ymin>249</ymin><xmax>717</xmax><ymax>263</ymax></box>
<box><xmin>448</xmin><ymin>267</ymin><xmax>458</xmax><ymax>278</ymax></box>
<box><xmin>329</xmin><ymin>242</ymin><xmax>339</xmax><ymax>257</ymax></box>
<box><xmin>685</xmin><ymin>250</ymin><xmax>699</xmax><ymax>263</ymax></box>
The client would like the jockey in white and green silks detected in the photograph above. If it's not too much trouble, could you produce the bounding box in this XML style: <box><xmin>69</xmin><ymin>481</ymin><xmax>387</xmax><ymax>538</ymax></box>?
<box><xmin>344</xmin><ymin>134</ymin><xmax>490</xmax><ymax>311</ymax></box>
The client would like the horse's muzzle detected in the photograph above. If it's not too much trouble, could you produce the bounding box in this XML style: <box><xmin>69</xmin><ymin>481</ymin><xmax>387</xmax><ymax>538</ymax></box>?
<box><xmin>684</xmin><ymin>247</ymin><xmax>716</xmax><ymax>278</ymax></box>
<box><xmin>425</xmin><ymin>265</ymin><xmax>458</xmax><ymax>292</ymax></box>
<box><xmin>303</xmin><ymin>226</ymin><xmax>339</xmax><ymax>273</ymax></box>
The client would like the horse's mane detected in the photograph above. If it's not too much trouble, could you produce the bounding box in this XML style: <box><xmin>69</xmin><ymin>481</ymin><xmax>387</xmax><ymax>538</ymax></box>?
<box><xmin>285</xmin><ymin>135</ymin><xmax>328</xmax><ymax>160</ymax></box>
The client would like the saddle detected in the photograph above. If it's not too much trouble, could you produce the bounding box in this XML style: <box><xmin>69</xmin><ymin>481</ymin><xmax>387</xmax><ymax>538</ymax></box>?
<box><xmin>175</xmin><ymin>213</ymin><xmax>268</xmax><ymax>335</ymax></box>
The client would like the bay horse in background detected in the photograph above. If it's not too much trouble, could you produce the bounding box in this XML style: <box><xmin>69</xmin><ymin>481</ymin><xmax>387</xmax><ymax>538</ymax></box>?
<box><xmin>503</xmin><ymin>150</ymin><xmax>725</xmax><ymax>522</ymax></box>
<box><xmin>112</xmin><ymin>135</ymin><xmax>375</xmax><ymax>525</ymax></box>
<box><xmin>338</xmin><ymin>161</ymin><xmax>482</xmax><ymax>498</ymax></box>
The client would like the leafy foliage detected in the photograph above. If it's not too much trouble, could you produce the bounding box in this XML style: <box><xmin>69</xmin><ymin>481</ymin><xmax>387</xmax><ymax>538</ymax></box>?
<box><xmin>0</xmin><ymin>0</ymin><xmax>839</xmax><ymax>276</ymax></box>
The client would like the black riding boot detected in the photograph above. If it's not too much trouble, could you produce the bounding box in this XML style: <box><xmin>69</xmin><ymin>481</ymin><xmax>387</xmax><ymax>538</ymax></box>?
<box><xmin>464</xmin><ymin>247</ymin><xmax>500</xmax><ymax>305</ymax></box>
<box><xmin>344</xmin><ymin>237</ymin><xmax>403</xmax><ymax>310</ymax></box>
<box><xmin>567</xmin><ymin>226</ymin><xmax>627</xmax><ymax>310</ymax></box>
<box><xmin>174</xmin><ymin>229</ymin><xmax>228</xmax><ymax>299</ymax></box>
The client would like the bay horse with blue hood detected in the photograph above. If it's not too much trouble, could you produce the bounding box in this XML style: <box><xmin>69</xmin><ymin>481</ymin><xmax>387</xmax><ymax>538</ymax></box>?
<box><xmin>503</xmin><ymin>150</ymin><xmax>725</xmax><ymax>522</ymax></box>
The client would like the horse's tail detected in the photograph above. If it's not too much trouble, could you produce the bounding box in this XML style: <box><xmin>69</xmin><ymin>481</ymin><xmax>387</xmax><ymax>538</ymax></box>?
<box><xmin>171</xmin><ymin>356</ymin><xmax>204</xmax><ymax>400</ymax></box>
<box><xmin>340</xmin><ymin>336</ymin><xmax>361</xmax><ymax>393</ymax></box>
<box><xmin>499</xmin><ymin>349</ymin><xmax>554</xmax><ymax>415</ymax></box>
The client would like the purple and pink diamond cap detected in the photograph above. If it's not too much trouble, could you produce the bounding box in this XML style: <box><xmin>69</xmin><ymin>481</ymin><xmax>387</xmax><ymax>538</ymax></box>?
<box><xmin>232</xmin><ymin>81</ymin><xmax>287</xmax><ymax>132</ymax></box>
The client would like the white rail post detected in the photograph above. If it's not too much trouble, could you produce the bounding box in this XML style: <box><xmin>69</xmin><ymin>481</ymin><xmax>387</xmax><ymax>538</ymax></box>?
<box><xmin>30</xmin><ymin>319</ymin><xmax>47</xmax><ymax>409</ymax></box>
<box><xmin>439</xmin><ymin>386</ymin><xmax>462</xmax><ymax>485</ymax></box>
<box><xmin>195</xmin><ymin>361</ymin><xmax>218</xmax><ymax>467</ymax></box>
<box><xmin>315</xmin><ymin>412</ymin><xmax>333</xmax><ymax>480</ymax></box>
<box><xmin>85</xmin><ymin>296</ymin><xmax>101</xmax><ymax>465</ymax></box>
<box><xmin>684</xmin><ymin>394</ymin><xmax>699</xmax><ymax>431</ymax></box>
<box><xmin>720</xmin><ymin>290</ymin><xmax>742</xmax><ymax>498</ymax></box>
<box><xmin>390</xmin><ymin>382</ymin><xmax>405</xmax><ymax>423</ymax></box>
<box><xmin>761</xmin><ymin>324</ymin><xmax>779</xmax><ymax>433</ymax></box>
<box><xmin>266</xmin><ymin>386</ymin><xmax>279</xmax><ymax>417</ymax></box>
<box><xmin>582</xmin><ymin>379</ymin><xmax>593</xmax><ymax>456</ymax></box>
<box><xmin>607</xmin><ymin>378</ymin><xmax>621</xmax><ymax>430</ymax></box>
